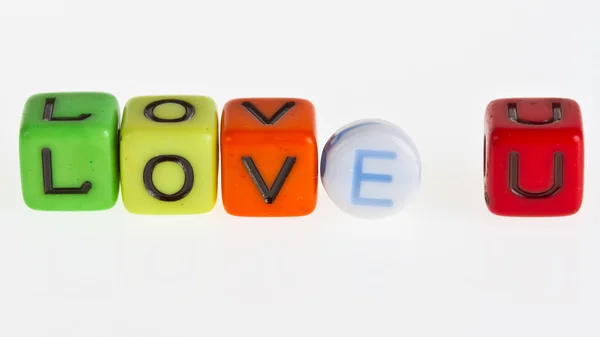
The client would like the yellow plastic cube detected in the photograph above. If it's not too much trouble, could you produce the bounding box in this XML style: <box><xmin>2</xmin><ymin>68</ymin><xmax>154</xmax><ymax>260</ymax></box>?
<box><xmin>120</xmin><ymin>95</ymin><xmax>218</xmax><ymax>214</ymax></box>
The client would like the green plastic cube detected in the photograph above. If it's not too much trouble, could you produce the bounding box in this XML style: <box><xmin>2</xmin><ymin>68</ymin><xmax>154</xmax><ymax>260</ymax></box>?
<box><xmin>19</xmin><ymin>92</ymin><xmax>120</xmax><ymax>211</ymax></box>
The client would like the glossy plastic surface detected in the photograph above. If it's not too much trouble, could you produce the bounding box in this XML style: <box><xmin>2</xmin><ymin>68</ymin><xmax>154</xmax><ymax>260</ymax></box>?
<box><xmin>484</xmin><ymin>98</ymin><xmax>584</xmax><ymax>216</ymax></box>
<box><xmin>19</xmin><ymin>92</ymin><xmax>119</xmax><ymax>211</ymax></box>
<box><xmin>220</xmin><ymin>98</ymin><xmax>318</xmax><ymax>217</ymax></box>
<box><xmin>320</xmin><ymin>119</ymin><xmax>421</xmax><ymax>219</ymax></box>
<box><xmin>120</xmin><ymin>95</ymin><xmax>218</xmax><ymax>214</ymax></box>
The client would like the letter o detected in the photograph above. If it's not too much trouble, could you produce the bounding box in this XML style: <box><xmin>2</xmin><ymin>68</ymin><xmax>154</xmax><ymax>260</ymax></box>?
<box><xmin>144</xmin><ymin>99</ymin><xmax>195</xmax><ymax>123</ymax></box>
<box><xmin>143</xmin><ymin>155</ymin><xmax>194</xmax><ymax>202</ymax></box>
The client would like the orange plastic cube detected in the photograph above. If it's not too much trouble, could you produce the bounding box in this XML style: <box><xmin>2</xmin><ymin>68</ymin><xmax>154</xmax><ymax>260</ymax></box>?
<box><xmin>221</xmin><ymin>98</ymin><xmax>318</xmax><ymax>216</ymax></box>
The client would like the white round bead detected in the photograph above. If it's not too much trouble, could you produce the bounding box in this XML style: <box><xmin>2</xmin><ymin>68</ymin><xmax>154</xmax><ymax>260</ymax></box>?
<box><xmin>320</xmin><ymin>119</ymin><xmax>421</xmax><ymax>219</ymax></box>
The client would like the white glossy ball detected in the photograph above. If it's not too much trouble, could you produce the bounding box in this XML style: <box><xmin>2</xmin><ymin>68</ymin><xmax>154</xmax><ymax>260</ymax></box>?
<box><xmin>320</xmin><ymin>119</ymin><xmax>421</xmax><ymax>219</ymax></box>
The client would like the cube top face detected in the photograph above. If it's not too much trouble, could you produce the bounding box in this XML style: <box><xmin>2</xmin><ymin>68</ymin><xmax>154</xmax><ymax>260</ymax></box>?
<box><xmin>221</xmin><ymin>98</ymin><xmax>316</xmax><ymax>135</ymax></box>
<box><xmin>21</xmin><ymin>92</ymin><xmax>119</xmax><ymax>131</ymax></box>
<box><xmin>486</xmin><ymin>98</ymin><xmax>582</xmax><ymax>131</ymax></box>
<box><xmin>320</xmin><ymin>119</ymin><xmax>421</xmax><ymax>219</ymax></box>
<box><xmin>220</xmin><ymin>97</ymin><xmax>318</xmax><ymax>217</ymax></box>
<box><xmin>121</xmin><ymin>95</ymin><xmax>217</xmax><ymax>134</ymax></box>
<box><xmin>19</xmin><ymin>92</ymin><xmax>120</xmax><ymax>211</ymax></box>
<box><xmin>484</xmin><ymin>97</ymin><xmax>584</xmax><ymax>217</ymax></box>
<box><xmin>120</xmin><ymin>95</ymin><xmax>219</xmax><ymax>215</ymax></box>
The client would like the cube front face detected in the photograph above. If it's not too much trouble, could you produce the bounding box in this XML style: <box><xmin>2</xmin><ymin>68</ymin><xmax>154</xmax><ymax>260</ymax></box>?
<box><xmin>221</xmin><ymin>98</ymin><xmax>318</xmax><ymax>217</ymax></box>
<box><xmin>19</xmin><ymin>92</ymin><xmax>119</xmax><ymax>211</ymax></box>
<box><xmin>120</xmin><ymin>96</ymin><xmax>218</xmax><ymax>214</ymax></box>
<box><xmin>484</xmin><ymin>98</ymin><xmax>584</xmax><ymax>216</ymax></box>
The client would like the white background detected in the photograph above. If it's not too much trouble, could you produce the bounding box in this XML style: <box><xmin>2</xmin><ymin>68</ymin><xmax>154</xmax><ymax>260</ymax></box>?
<box><xmin>1</xmin><ymin>1</ymin><xmax>599</xmax><ymax>336</ymax></box>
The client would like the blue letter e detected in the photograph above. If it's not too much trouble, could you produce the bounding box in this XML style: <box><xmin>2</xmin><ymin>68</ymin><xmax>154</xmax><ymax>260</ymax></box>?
<box><xmin>351</xmin><ymin>149</ymin><xmax>397</xmax><ymax>207</ymax></box>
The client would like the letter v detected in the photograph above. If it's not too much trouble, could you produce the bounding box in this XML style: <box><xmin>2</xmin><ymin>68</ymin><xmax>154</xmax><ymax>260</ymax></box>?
<box><xmin>241</xmin><ymin>101</ymin><xmax>296</xmax><ymax>125</ymax></box>
<box><xmin>241</xmin><ymin>156</ymin><xmax>297</xmax><ymax>204</ymax></box>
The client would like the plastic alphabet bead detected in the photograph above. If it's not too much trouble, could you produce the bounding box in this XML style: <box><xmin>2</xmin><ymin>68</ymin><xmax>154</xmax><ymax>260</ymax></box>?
<box><xmin>484</xmin><ymin>98</ymin><xmax>584</xmax><ymax>216</ymax></box>
<box><xmin>220</xmin><ymin>98</ymin><xmax>318</xmax><ymax>216</ymax></box>
<box><xmin>320</xmin><ymin>119</ymin><xmax>421</xmax><ymax>219</ymax></box>
<box><xmin>120</xmin><ymin>96</ymin><xmax>218</xmax><ymax>214</ymax></box>
<box><xmin>19</xmin><ymin>92</ymin><xmax>120</xmax><ymax>211</ymax></box>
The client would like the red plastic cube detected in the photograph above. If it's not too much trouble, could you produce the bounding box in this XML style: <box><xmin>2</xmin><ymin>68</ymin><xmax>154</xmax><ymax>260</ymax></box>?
<box><xmin>484</xmin><ymin>98</ymin><xmax>584</xmax><ymax>216</ymax></box>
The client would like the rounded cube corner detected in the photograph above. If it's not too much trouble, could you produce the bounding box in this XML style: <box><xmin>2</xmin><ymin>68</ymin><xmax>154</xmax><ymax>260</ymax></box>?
<box><xmin>485</xmin><ymin>98</ymin><xmax>508</xmax><ymax>112</ymax></box>
<box><xmin>569</xmin><ymin>199</ymin><xmax>584</xmax><ymax>216</ymax></box>
<box><xmin>197</xmin><ymin>95</ymin><xmax>218</xmax><ymax>109</ymax></box>
<box><xmin>21</xmin><ymin>193</ymin><xmax>44</xmax><ymax>211</ymax></box>
<box><xmin>486</xmin><ymin>127</ymin><xmax>510</xmax><ymax>143</ymax></box>
<box><xmin>290</xmin><ymin>97</ymin><xmax>316</xmax><ymax>111</ymax></box>
<box><xmin>118</xmin><ymin>126</ymin><xmax>140</xmax><ymax>140</ymax></box>
<box><xmin>485</xmin><ymin>207</ymin><xmax>512</xmax><ymax>217</ymax></box>
<box><xmin>559</xmin><ymin>97</ymin><xmax>580</xmax><ymax>107</ymax></box>
<box><xmin>221</xmin><ymin>98</ymin><xmax>244</xmax><ymax>113</ymax></box>
<box><xmin>219</xmin><ymin>130</ymin><xmax>238</xmax><ymax>145</ymax></box>
<box><xmin>93</xmin><ymin>195</ymin><xmax>120</xmax><ymax>211</ymax></box>
<box><xmin>23</xmin><ymin>92</ymin><xmax>46</xmax><ymax>105</ymax></box>
<box><xmin>122</xmin><ymin>95</ymin><xmax>149</xmax><ymax>107</ymax></box>
<box><xmin>298</xmin><ymin>132</ymin><xmax>318</xmax><ymax>147</ymax></box>
<box><xmin>99</xmin><ymin>94</ymin><xmax>121</xmax><ymax>115</ymax></box>
<box><xmin>197</xmin><ymin>198</ymin><xmax>218</xmax><ymax>214</ymax></box>
<box><xmin>121</xmin><ymin>200</ymin><xmax>145</xmax><ymax>215</ymax></box>
<box><xmin>221</xmin><ymin>202</ymin><xmax>246</xmax><ymax>217</ymax></box>
<box><xmin>296</xmin><ymin>199</ymin><xmax>318</xmax><ymax>217</ymax></box>
<box><xmin>18</xmin><ymin>122</ymin><xmax>36</xmax><ymax>141</ymax></box>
